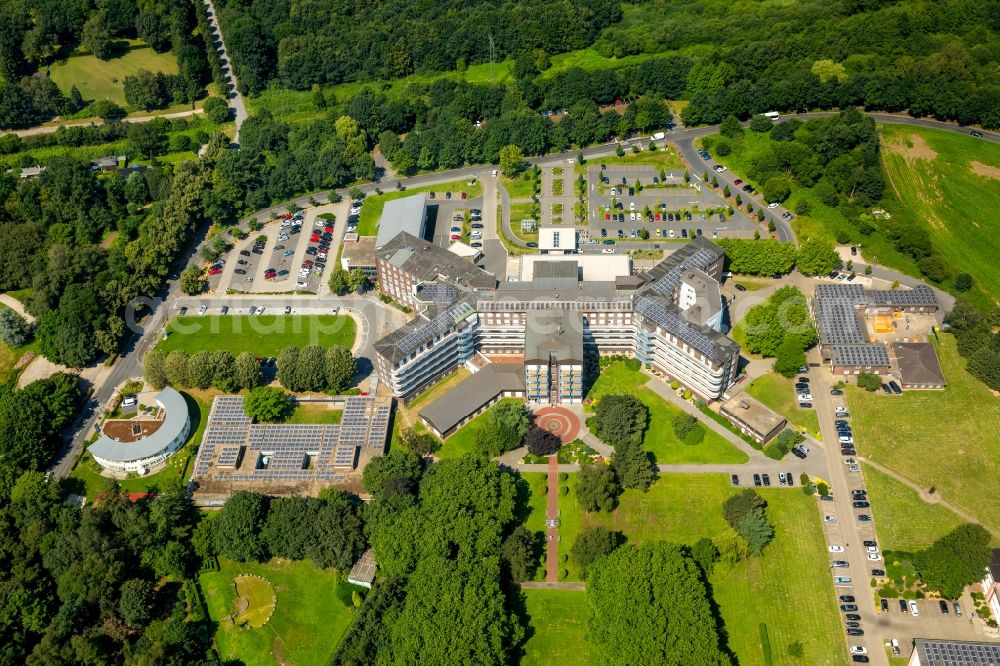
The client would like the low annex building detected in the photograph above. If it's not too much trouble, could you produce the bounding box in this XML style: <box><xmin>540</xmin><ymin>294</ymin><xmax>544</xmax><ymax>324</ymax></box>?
<box><xmin>907</xmin><ymin>638</ymin><xmax>1000</xmax><ymax>666</ymax></box>
<box><xmin>89</xmin><ymin>387</ymin><xmax>191</xmax><ymax>474</ymax></box>
<box><xmin>375</xmin><ymin>234</ymin><xmax>741</xmax><ymax>405</ymax></box>
<box><xmin>892</xmin><ymin>342</ymin><xmax>946</xmax><ymax>389</ymax></box>
<box><xmin>418</xmin><ymin>363</ymin><xmax>525</xmax><ymax>438</ymax></box>
<box><xmin>720</xmin><ymin>394</ymin><xmax>787</xmax><ymax>445</ymax></box>
<box><xmin>375</xmin><ymin>231</ymin><xmax>496</xmax><ymax>307</ymax></box>
<box><xmin>191</xmin><ymin>395</ymin><xmax>392</xmax><ymax>498</ymax></box>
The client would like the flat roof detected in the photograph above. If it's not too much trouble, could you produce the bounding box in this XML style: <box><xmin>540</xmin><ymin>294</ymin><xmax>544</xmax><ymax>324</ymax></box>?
<box><xmin>912</xmin><ymin>638</ymin><xmax>1000</xmax><ymax>665</ymax></box>
<box><xmin>518</xmin><ymin>254</ymin><xmax>631</xmax><ymax>282</ymax></box>
<box><xmin>721</xmin><ymin>394</ymin><xmax>787</xmax><ymax>438</ymax></box>
<box><xmin>524</xmin><ymin>310</ymin><xmax>585</xmax><ymax>364</ymax></box>
<box><xmin>378</xmin><ymin>231</ymin><xmax>495</xmax><ymax>291</ymax></box>
<box><xmin>893</xmin><ymin>342</ymin><xmax>946</xmax><ymax>386</ymax></box>
<box><xmin>448</xmin><ymin>241</ymin><xmax>479</xmax><ymax>258</ymax></box>
<box><xmin>538</xmin><ymin>226</ymin><xmax>577</xmax><ymax>251</ymax></box>
<box><xmin>680</xmin><ymin>267</ymin><xmax>722</xmax><ymax>326</ymax></box>
<box><xmin>830</xmin><ymin>344</ymin><xmax>890</xmax><ymax>367</ymax></box>
<box><xmin>341</xmin><ymin>236</ymin><xmax>376</xmax><ymax>269</ymax></box>
<box><xmin>375</xmin><ymin>193</ymin><xmax>427</xmax><ymax>248</ymax></box>
<box><xmin>419</xmin><ymin>363</ymin><xmax>525</xmax><ymax>435</ymax></box>
<box><xmin>89</xmin><ymin>388</ymin><xmax>189</xmax><ymax>463</ymax></box>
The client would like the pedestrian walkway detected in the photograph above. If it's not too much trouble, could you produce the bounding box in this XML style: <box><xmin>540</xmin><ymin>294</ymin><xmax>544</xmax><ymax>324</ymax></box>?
<box><xmin>545</xmin><ymin>455</ymin><xmax>559</xmax><ymax>582</ymax></box>
<box><xmin>520</xmin><ymin>581</ymin><xmax>585</xmax><ymax>590</ymax></box>
<box><xmin>0</xmin><ymin>294</ymin><xmax>35</xmax><ymax>323</ymax></box>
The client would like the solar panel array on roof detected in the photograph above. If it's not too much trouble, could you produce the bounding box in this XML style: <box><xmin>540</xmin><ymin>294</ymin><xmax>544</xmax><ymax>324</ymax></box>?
<box><xmin>816</xmin><ymin>299</ymin><xmax>865</xmax><ymax>345</ymax></box>
<box><xmin>634</xmin><ymin>295</ymin><xmax>734</xmax><ymax>364</ymax></box>
<box><xmin>193</xmin><ymin>395</ymin><xmax>392</xmax><ymax>483</ymax></box>
<box><xmin>375</xmin><ymin>296</ymin><xmax>477</xmax><ymax>364</ymax></box>
<box><xmin>814</xmin><ymin>283</ymin><xmax>866</xmax><ymax>303</ymax></box>
<box><xmin>644</xmin><ymin>246</ymin><xmax>719</xmax><ymax>297</ymax></box>
<box><xmin>869</xmin><ymin>285</ymin><xmax>938</xmax><ymax>307</ymax></box>
<box><xmin>917</xmin><ymin>639</ymin><xmax>1000</xmax><ymax>666</ymax></box>
<box><xmin>831</xmin><ymin>344</ymin><xmax>890</xmax><ymax>367</ymax></box>
<box><xmin>415</xmin><ymin>283</ymin><xmax>460</xmax><ymax>304</ymax></box>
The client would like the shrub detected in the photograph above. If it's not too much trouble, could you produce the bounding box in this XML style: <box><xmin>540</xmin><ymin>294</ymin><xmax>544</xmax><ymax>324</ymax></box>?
<box><xmin>558</xmin><ymin>472</ymin><xmax>569</xmax><ymax>482</ymax></box>
<box><xmin>816</xmin><ymin>482</ymin><xmax>829</xmax><ymax>496</ymax></box>
<box><xmin>559</xmin><ymin>485</ymin><xmax>569</xmax><ymax>496</ymax></box>
<box><xmin>670</xmin><ymin>380</ymin><xmax>680</xmax><ymax>390</ymax></box>
<box><xmin>857</xmin><ymin>372</ymin><xmax>883</xmax><ymax>391</ymax></box>
<box><xmin>559</xmin><ymin>568</ymin><xmax>568</xmax><ymax>580</ymax></box>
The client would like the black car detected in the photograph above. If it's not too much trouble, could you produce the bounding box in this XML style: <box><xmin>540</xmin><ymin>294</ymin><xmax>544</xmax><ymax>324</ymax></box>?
<box><xmin>239</xmin><ymin>250</ymin><xmax>251</xmax><ymax>257</ymax></box>
<box><xmin>179</xmin><ymin>306</ymin><xmax>188</xmax><ymax>316</ymax></box>
<box><xmin>900</xmin><ymin>599</ymin><xmax>908</xmax><ymax>612</ymax></box>
<box><xmin>526</xmin><ymin>242</ymin><xmax>538</xmax><ymax>248</ymax></box>
<box><xmin>799</xmin><ymin>402</ymin><xmax>812</xmax><ymax>408</ymax></box>
<box><xmin>795</xmin><ymin>382</ymin><xmax>809</xmax><ymax>390</ymax></box>
<box><xmin>761</xmin><ymin>473</ymin><xmax>770</xmax><ymax>487</ymax></box>
<box><xmin>852</xmin><ymin>657</ymin><xmax>870</xmax><ymax>663</ymax></box>
<box><xmin>791</xmin><ymin>446</ymin><xmax>806</xmax><ymax>459</ymax></box>
<box><xmin>842</xmin><ymin>449</ymin><xmax>856</xmax><ymax>457</ymax></box>
<box><xmin>939</xmin><ymin>600</ymin><xmax>949</xmax><ymax>613</ymax></box>
<box><xmin>847</xmin><ymin>629</ymin><xmax>864</xmax><ymax>636</ymax></box>
<box><xmin>851</xmin><ymin>245</ymin><xmax>857</xmax><ymax>256</ymax></box>
<box><xmin>845</xmin><ymin>621</ymin><xmax>861</xmax><ymax>628</ymax></box>
<box><xmin>881</xmin><ymin>384</ymin><xmax>892</xmax><ymax>394</ymax></box>
<box><xmin>857</xmin><ymin>514</ymin><xmax>872</xmax><ymax>522</ymax></box>
<box><xmin>888</xmin><ymin>381</ymin><xmax>902</xmax><ymax>394</ymax></box>
<box><xmin>871</xmin><ymin>569</ymin><xmax>885</xmax><ymax>576</ymax></box>
<box><xmin>234</xmin><ymin>268</ymin><xmax>246</xmax><ymax>275</ymax></box>
<box><xmin>845</xmin><ymin>613</ymin><xmax>861</xmax><ymax>621</ymax></box>
<box><xmin>784</xmin><ymin>473</ymin><xmax>793</xmax><ymax>486</ymax></box>
<box><xmin>881</xmin><ymin>598</ymin><xmax>889</xmax><ymax>612</ymax></box>
<box><xmin>853</xmin><ymin>501</ymin><xmax>870</xmax><ymax>509</ymax></box>
<box><xmin>840</xmin><ymin>604</ymin><xmax>858</xmax><ymax>612</ymax></box>
<box><xmin>836</xmin><ymin>420</ymin><xmax>850</xmax><ymax>427</ymax></box>
<box><xmin>731</xmin><ymin>474</ymin><xmax>739</xmax><ymax>486</ymax></box>
<box><xmin>839</xmin><ymin>595</ymin><xmax>856</xmax><ymax>603</ymax></box>
<box><xmin>753</xmin><ymin>473</ymin><xmax>762</xmax><ymax>487</ymax></box>
<box><xmin>971</xmin><ymin>130</ymin><xmax>984</xmax><ymax>138</ymax></box>
<box><xmin>831</xmin><ymin>389</ymin><xmax>844</xmax><ymax>396</ymax></box>
<box><xmin>220</xmin><ymin>306</ymin><xmax>229</xmax><ymax>315</ymax></box>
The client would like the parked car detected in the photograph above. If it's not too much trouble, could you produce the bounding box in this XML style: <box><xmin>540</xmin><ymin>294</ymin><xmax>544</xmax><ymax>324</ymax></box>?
<box><xmin>731</xmin><ymin>474</ymin><xmax>739</xmax><ymax>486</ymax></box>
<box><xmin>910</xmin><ymin>601</ymin><xmax>919</xmax><ymax>616</ymax></box>
<box><xmin>880</xmin><ymin>599</ymin><xmax>889</xmax><ymax>612</ymax></box>
<box><xmin>753</xmin><ymin>474</ymin><xmax>761</xmax><ymax>487</ymax></box>
<box><xmin>939</xmin><ymin>600</ymin><xmax>949</xmax><ymax>614</ymax></box>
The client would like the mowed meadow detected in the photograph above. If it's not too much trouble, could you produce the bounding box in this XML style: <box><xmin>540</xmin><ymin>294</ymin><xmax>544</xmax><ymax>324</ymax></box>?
<box><xmin>879</xmin><ymin>124</ymin><xmax>1000</xmax><ymax>308</ymax></box>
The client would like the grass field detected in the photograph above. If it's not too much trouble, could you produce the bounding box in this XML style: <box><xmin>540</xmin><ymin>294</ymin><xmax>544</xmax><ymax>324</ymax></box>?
<box><xmin>521</xmin><ymin>589</ymin><xmax>595</xmax><ymax>665</ymax></box>
<box><xmin>557</xmin><ymin>473</ymin><xmax>847</xmax><ymax>664</ymax></box>
<box><xmin>233</xmin><ymin>575</ymin><xmax>276</xmax><ymax>628</ymax></box>
<box><xmin>503</xmin><ymin>172</ymin><xmax>539</xmax><ymax>199</ymax></box>
<box><xmin>587</xmin><ymin>363</ymin><xmax>748</xmax><ymax>464</ymax></box>
<box><xmin>200</xmin><ymin>557</ymin><xmax>362</xmax><ymax>666</ymax></box>
<box><xmin>356</xmin><ymin>180</ymin><xmax>483</xmax><ymax>236</ymax></box>
<box><xmin>0</xmin><ymin>306</ymin><xmax>39</xmax><ymax>383</ymax></box>
<box><xmin>860</xmin><ymin>463</ymin><xmax>965</xmax><ymax>552</ymax></box>
<box><xmin>436</xmin><ymin>398</ymin><xmax>523</xmax><ymax>458</ymax></box>
<box><xmin>157</xmin><ymin>315</ymin><xmax>356</xmax><ymax>356</ymax></box>
<box><xmin>879</xmin><ymin>124</ymin><xmax>1000</xmax><ymax>308</ymax></box>
<box><xmin>591</xmin><ymin>145</ymin><xmax>684</xmax><ymax>170</ymax></box>
<box><xmin>744</xmin><ymin>373</ymin><xmax>821</xmax><ymax>438</ymax></box>
<box><xmin>48</xmin><ymin>41</ymin><xmax>178</xmax><ymax>107</ymax></box>
<box><xmin>286</xmin><ymin>403</ymin><xmax>343</xmax><ymax>424</ymax></box>
<box><xmin>69</xmin><ymin>390</ymin><xmax>212</xmax><ymax>500</ymax></box>
<box><xmin>845</xmin><ymin>334</ymin><xmax>1000</xmax><ymax>534</ymax></box>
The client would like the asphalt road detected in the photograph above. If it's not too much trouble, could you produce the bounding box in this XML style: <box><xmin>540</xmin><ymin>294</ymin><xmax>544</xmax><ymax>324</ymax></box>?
<box><xmin>202</xmin><ymin>0</ymin><xmax>248</xmax><ymax>143</ymax></box>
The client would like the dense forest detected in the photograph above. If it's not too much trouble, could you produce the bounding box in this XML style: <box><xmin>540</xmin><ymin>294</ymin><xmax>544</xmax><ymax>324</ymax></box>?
<box><xmin>0</xmin><ymin>0</ymin><xmax>210</xmax><ymax>129</ymax></box>
<box><xmin>213</xmin><ymin>0</ymin><xmax>623</xmax><ymax>93</ymax></box>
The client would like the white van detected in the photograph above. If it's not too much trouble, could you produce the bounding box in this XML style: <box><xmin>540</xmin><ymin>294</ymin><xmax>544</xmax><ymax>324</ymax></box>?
<box><xmin>652</xmin><ymin>131</ymin><xmax>665</xmax><ymax>140</ymax></box>
<box><xmin>890</xmin><ymin>639</ymin><xmax>901</xmax><ymax>656</ymax></box>
<box><xmin>839</xmin><ymin>435</ymin><xmax>854</xmax><ymax>444</ymax></box>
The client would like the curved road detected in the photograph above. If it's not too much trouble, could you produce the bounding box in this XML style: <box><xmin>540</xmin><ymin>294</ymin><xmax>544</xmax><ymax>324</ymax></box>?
<box><xmin>201</xmin><ymin>0</ymin><xmax>248</xmax><ymax>143</ymax></box>
<box><xmin>47</xmin><ymin>111</ymin><xmax>996</xmax><ymax>480</ymax></box>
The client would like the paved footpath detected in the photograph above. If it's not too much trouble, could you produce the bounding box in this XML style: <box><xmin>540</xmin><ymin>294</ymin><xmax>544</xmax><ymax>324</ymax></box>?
<box><xmin>545</xmin><ymin>456</ymin><xmax>559</xmax><ymax>582</ymax></box>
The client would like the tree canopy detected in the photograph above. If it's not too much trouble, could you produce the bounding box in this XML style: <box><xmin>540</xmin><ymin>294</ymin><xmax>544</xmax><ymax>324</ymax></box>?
<box><xmin>593</xmin><ymin>394</ymin><xmax>647</xmax><ymax>448</ymax></box>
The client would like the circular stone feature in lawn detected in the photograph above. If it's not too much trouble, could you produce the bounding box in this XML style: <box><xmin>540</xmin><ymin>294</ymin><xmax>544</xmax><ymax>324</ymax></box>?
<box><xmin>533</xmin><ymin>406</ymin><xmax>580</xmax><ymax>443</ymax></box>
<box><xmin>232</xmin><ymin>574</ymin><xmax>276</xmax><ymax>629</ymax></box>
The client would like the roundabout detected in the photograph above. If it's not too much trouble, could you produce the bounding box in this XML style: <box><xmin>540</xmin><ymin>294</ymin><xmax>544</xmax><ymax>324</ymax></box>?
<box><xmin>533</xmin><ymin>406</ymin><xmax>580</xmax><ymax>443</ymax></box>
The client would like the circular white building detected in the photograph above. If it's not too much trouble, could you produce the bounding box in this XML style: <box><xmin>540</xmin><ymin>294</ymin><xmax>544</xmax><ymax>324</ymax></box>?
<box><xmin>89</xmin><ymin>387</ymin><xmax>191</xmax><ymax>474</ymax></box>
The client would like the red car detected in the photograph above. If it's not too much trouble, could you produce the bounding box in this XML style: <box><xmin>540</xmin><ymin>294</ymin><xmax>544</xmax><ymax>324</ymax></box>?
<box><xmin>282</xmin><ymin>213</ymin><xmax>292</xmax><ymax>220</ymax></box>
<box><xmin>208</xmin><ymin>268</ymin><xmax>222</xmax><ymax>275</ymax></box>
<box><xmin>734</xmin><ymin>179</ymin><xmax>743</xmax><ymax>185</ymax></box>
<box><xmin>324</xmin><ymin>226</ymin><xmax>334</xmax><ymax>233</ymax></box>
<box><xmin>604</xmin><ymin>212</ymin><xmax>611</xmax><ymax>220</ymax></box>
<box><xmin>451</xmin><ymin>234</ymin><xmax>461</xmax><ymax>240</ymax></box>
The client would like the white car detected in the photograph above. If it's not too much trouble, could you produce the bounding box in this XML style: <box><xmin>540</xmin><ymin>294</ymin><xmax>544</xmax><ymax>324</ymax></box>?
<box><xmin>847</xmin><ymin>464</ymin><xmax>861</xmax><ymax>473</ymax></box>
<box><xmin>851</xmin><ymin>646</ymin><xmax>867</xmax><ymax>655</ymax></box>
<box><xmin>295</xmin><ymin>281</ymin><xmax>308</xmax><ymax>289</ymax></box>
<box><xmin>256</xmin><ymin>307</ymin><xmax>265</xmax><ymax>315</ymax></box>
<box><xmin>910</xmin><ymin>601</ymin><xmax>919</xmax><ymax>616</ymax></box>
<box><xmin>198</xmin><ymin>305</ymin><xmax>207</xmax><ymax>315</ymax></box>
<box><xmin>280</xmin><ymin>219</ymin><xmax>292</xmax><ymax>228</ymax></box>
<box><xmin>602</xmin><ymin>248</ymin><xmax>616</xmax><ymax>254</ymax></box>
<box><xmin>768</xmin><ymin>202</ymin><xmax>779</xmax><ymax>209</ymax></box>
<box><xmin>828</xmin><ymin>545</ymin><xmax>844</xmax><ymax>553</ymax></box>
<box><xmin>798</xmin><ymin>394</ymin><xmax>813</xmax><ymax>401</ymax></box>
<box><xmin>824</xmin><ymin>515</ymin><xmax>837</xmax><ymax>523</ymax></box>
<box><xmin>866</xmin><ymin>545</ymin><xmax>879</xmax><ymax>554</ymax></box>
<box><xmin>669</xmin><ymin>229</ymin><xmax>675</xmax><ymax>238</ymax></box>
<box><xmin>714</xmin><ymin>165</ymin><xmax>727</xmax><ymax>172</ymax></box>
<box><xmin>868</xmin><ymin>552</ymin><xmax>882</xmax><ymax>561</ymax></box>
<box><xmin>629</xmin><ymin>202</ymin><xmax>635</xmax><ymax>211</ymax></box>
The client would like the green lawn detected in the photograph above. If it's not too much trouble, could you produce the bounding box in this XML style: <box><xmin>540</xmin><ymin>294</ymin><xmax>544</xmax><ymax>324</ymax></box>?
<box><xmin>286</xmin><ymin>403</ymin><xmax>343</xmax><ymax>424</ymax></box>
<box><xmin>356</xmin><ymin>180</ymin><xmax>483</xmax><ymax>236</ymax></box>
<box><xmin>436</xmin><ymin>398</ymin><xmax>523</xmax><ymax>458</ymax></box>
<box><xmin>69</xmin><ymin>390</ymin><xmax>212</xmax><ymax>501</ymax></box>
<box><xmin>744</xmin><ymin>373</ymin><xmax>821</xmax><ymax>438</ymax></box>
<box><xmin>557</xmin><ymin>473</ymin><xmax>847</xmax><ymax>665</ymax></box>
<box><xmin>591</xmin><ymin>145</ymin><xmax>684</xmax><ymax>170</ymax></box>
<box><xmin>845</xmin><ymin>334</ymin><xmax>1000</xmax><ymax>534</ymax></box>
<box><xmin>861</xmin><ymin>463</ymin><xmax>965</xmax><ymax>552</ymax></box>
<box><xmin>879</xmin><ymin>123</ymin><xmax>1000</xmax><ymax>308</ymax></box>
<box><xmin>519</xmin><ymin>472</ymin><xmax>549</xmax><ymax>536</ymax></box>
<box><xmin>156</xmin><ymin>315</ymin><xmax>356</xmax><ymax>356</ymax></box>
<box><xmin>587</xmin><ymin>363</ymin><xmax>748</xmax><ymax>464</ymax></box>
<box><xmin>48</xmin><ymin>41</ymin><xmax>178</xmax><ymax>107</ymax></box>
<box><xmin>521</xmin><ymin>589</ymin><xmax>595</xmax><ymax>666</ymax></box>
<box><xmin>0</xmin><ymin>305</ymin><xmax>39</xmax><ymax>383</ymax></box>
<box><xmin>200</xmin><ymin>557</ymin><xmax>363</xmax><ymax>666</ymax></box>
<box><xmin>502</xmin><ymin>172</ymin><xmax>538</xmax><ymax>199</ymax></box>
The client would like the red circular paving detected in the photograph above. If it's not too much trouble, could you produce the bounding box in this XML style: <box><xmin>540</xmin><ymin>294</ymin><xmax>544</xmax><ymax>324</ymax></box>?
<box><xmin>533</xmin><ymin>406</ymin><xmax>580</xmax><ymax>443</ymax></box>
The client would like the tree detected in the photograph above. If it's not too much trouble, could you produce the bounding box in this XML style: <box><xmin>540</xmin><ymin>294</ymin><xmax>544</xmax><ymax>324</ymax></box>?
<box><xmin>0</xmin><ymin>308</ymin><xmax>32</xmax><ymax>347</ymax></box>
<box><xmin>690</xmin><ymin>537</ymin><xmax>719</xmax><ymax>575</ymax></box>
<box><xmin>123</xmin><ymin>70</ymin><xmax>168</xmax><ymax>110</ymax></box>
<box><xmin>93</xmin><ymin>99</ymin><xmax>126</xmax><ymax>120</ymax></box>
<box><xmin>763</xmin><ymin>176</ymin><xmax>791</xmax><ymax>203</ymax></box>
<box><xmin>186</xmin><ymin>350</ymin><xmax>213</xmax><ymax>389</ymax></box>
<box><xmin>796</xmin><ymin>237</ymin><xmax>840</xmax><ymax>276</ymax></box>
<box><xmin>127</xmin><ymin>120</ymin><xmax>167</xmax><ymax>160</ymax></box>
<box><xmin>611</xmin><ymin>441</ymin><xmax>657</xmax><ymax>491</ymax></box>
<box><xmin>400</xmin><ymin>427</ymin><xmax>438</xmax><ymax>457</ymax></box>
<box><xmin>499</xmin><ymin>144</ymin><xmax>525</xmax><ymax>177</ymax></box>
<box><xmin>525</xmin><ymin>427</ymin><xmax>560</xmax><ymax>456</ymax></box>
<box><xmin>203</xmin><ymin>97</ymin><xmax>231</xmax><ymax>124</ymax></box>
<box><xmin>714</xmin><ymin>529</ymin><xmax>751</xmax><ymax>564</ymax></box>
<box><xmin>179</xmin><ymin>266</ymin><xmax>205</xmax><ymax>295</ymax></box>
<box><xmin>750</xmin><ymin>114</ymin><xmax>774</xmax><ymax>132</ymax></box>
<box><xmin>774</xmin><ymin>337</ymin><xmax>807</xmax><ymax>377</ymax></box>
<box><xmin>164</xmin><ymin>349</ymin><xmax>189</xmax><ymax>387</ymax></box>
<box><xmin>723</xmin><ymin>489</ymin><xmax>767</xmax><ymax>530</ymax></box>
<box><xmin>856</xmin><ymin>372</ymin><xmax>883</xmax><ymax>391</ymax></box>
<box><xmin>347</xmin><ymin>268</ymin><xmax>369</xmax><ymax>293</ymax></box>
<box><xmin>576</xmin><ymin>462</ymin><xmax>620</xmax><ymax>512</ymax></box>
<box><xmin>82</xmin><ymin>10</ymin><xmax>115</xmax><ymax>60</ymax></box>
<box><xmin>571</xmin><ymin>527</ymin><xmax>622</xmax><ymax>577</ymax></box>
<box><xmin>478</xmin><ymin>401</ymin><xmax>531</xmax><ymax>457</ymax></box>
<box><xmin>244</xmin><ymin>387</ymin><xmax>293</xmax><ymax>422</ymax></box>
<box><xmin>308</xmin><ymin>493</ymin><xmax>366</xmax><ymax>569</ymax></box>
<box><xmin>593</xmin><ymin>394</ymin><xmax>647</xmax><ymax>447</ymax></box>
<box><xmin>235</xmin><ymin>351</ymin><xmax>261</xmax><ymax>389</ymax></box>
<box><xmin>328</xmin><ymin>269</ymin><xmax>349</xmax><ymax>294</ymax></box>
<box><xmin>587</xmin><ymin>542</ymin><xmax>730</xmax><ymax>665</ymax></box>
<box><xmin>502</xmin><ymin>525</ymin><xmax>539</xmax><ymax>582</ymax></box>
<box><xmin>363</xmin><ymin>449</ymin><xmax>422</xmax><ymax>499</ymax></box>
<box><xmin>118</xmin><ymin>579</ymin><xmax>152</xmax><ymax>628</ymax></box>
<box><xmin>738</xmin><ymin>510</ymin><xmax>775</xmax><ymax>556</ymax></box>
<box><xmin>324</xmin><ymin>346</ymin><xmax>356</xmax><ymax>392</ymax></box>
<box><xmin>914</xmin><ymin>524</ymin><xmax>992</xmax><ymax>599</ymax></box>
<box><xmin>720</xmin><ymin>115</ymin><xmax>743</xmax><ymax>138</ymax></box>
<box><xmin>214</xmin><ymin>491</ymin><xmax>268</xmax><ymax>562</ymax></box>
<box><xmin>955</xmin><ymin>273</ymin><xmax>974</xmax><ymax>292</ymax></box>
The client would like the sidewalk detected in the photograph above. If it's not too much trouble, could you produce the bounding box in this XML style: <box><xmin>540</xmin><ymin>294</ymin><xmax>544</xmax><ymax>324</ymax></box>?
<box><xmin>545</xmin><ymin>456</ymin><xmax>559</xmax><ymax>582</ymax></box>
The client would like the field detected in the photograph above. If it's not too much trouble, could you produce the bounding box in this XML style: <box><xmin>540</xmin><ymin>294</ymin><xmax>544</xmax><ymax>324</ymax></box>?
<box><xmin>860</xmin><ymin>463</ymin><xmax>965</xmax><ymax>552</ymax></box>
<box><xmin>69</xmin><ymin>390</ymin><xmax>212</xmax><ymax>500</ymax></box>
<box><xmin>587</xmin><ymin>363</ymin><xmax>748</xmax><ymax>464</ymax></box>
<box><xmin>286</xmin><ymin>403</ymin><xmax>343</xmax><ymax>424</ymax></box>
<box><xmin>557</xmin><ymin>473</ymin><xmax>847</xmax><ymax>665</ymax></box>
<box><xmin>200</xmin><ymin>557</ymin><xmax>362</xmax><ymax>666</ymax></box>
<box><xmin>521</xmin><ymin>589</ymin><xmax>595</xmax><ymax>665</ymax></box>
<box><xmin>356</xmin><ymin>180</ymin><xmax>483</xmax><ymax>236</ymax></box>
<box><xmin>436</xmin><ymin>398</ymin><xmax>524</xmax><ymax>458</ymax></box>
<box><xmin>744</xmin><ymin>373</ymin><xmax>821</xmax><ymax>438</ymax></box>
<box><xmin>589</xmin><ymin>144</ymin><xmax>685</xmax><ymax>171</ymax></box>
<box><xmin>48</xmin><ymin>41</ymin><xmax>179</xmax><ymax>107</ymax></box>
<box><xmin>879</xmin><ymin>124</ymin><xmax>1000</xmax><ymax>308</ymax></box>
<box><xmin>845</xmin><ymin>334</ymin><xmax>1000</xmax><ymax>534</ymax></box>
<box><xmin>503</xmin><ymin>172</ymin><xmax>539</xmax><ymax>199</ymax></box>
<box><xmin>156</xmin><ymin>315</ymin><xmax>356</xmax><ymax>356</ymax></box>
<box><xmin>233</xmin><ymin>575</ymin><xmax>276</xmax><ymax>628</ymax></box>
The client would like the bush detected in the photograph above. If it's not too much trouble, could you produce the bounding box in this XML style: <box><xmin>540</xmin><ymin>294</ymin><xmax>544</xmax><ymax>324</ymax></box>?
<box><xmin>857</xmin><ymin>372</ymin><xmax>883</xmax><ymax>391</ymax></box>
<box><xmin>558</xmin><ymin>472</ymin><xmax>569</xmax><ymax>482</ymax></box>
<box><xmin>537</xmin><ymin>484</ymin><xmax>548</xmax><ymax>496</ymax></box>
<box><xmin>559</xmin><ymin>568</ymin><xmax>569</xmax><ymax>580</ymax></box>
<box><xmin>559</xmin><ymin>485</ymin><xmax>569</xmax><ymax>496</ymax></box>
<box><xmin>715</xmin><ymin>140</ymin><xmax>732</xmax><ymax>156</ymax></box>
<box><xmin>816</xmin><ymin>482</ymin><xmax>829</xmax><ymax>496</ymax></box>
<box><xmin>670</xmin><ymin>380</ymin><xmax>680</xmax><ymax>390</ymax></box>
<box><xmin>203</xmin><ymin>96</ymin><xmax>231</xmax><ymax>124</ymax></box>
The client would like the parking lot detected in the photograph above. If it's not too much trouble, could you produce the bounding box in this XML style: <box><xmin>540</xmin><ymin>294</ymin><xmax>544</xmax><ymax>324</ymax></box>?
<box><xmin>586</xmin><ymin>165</ymin><xmax>760</xmax><ymax>243</ymax></box>
<box><xmin>425</xmin><ymin>197</ymin><xmax>484</xmax><ymax>250</ymax></box>
<box><xmin>206</xmin><ymin>201</ymin><xmax>350</xmax><ymax>295</ymax></box>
